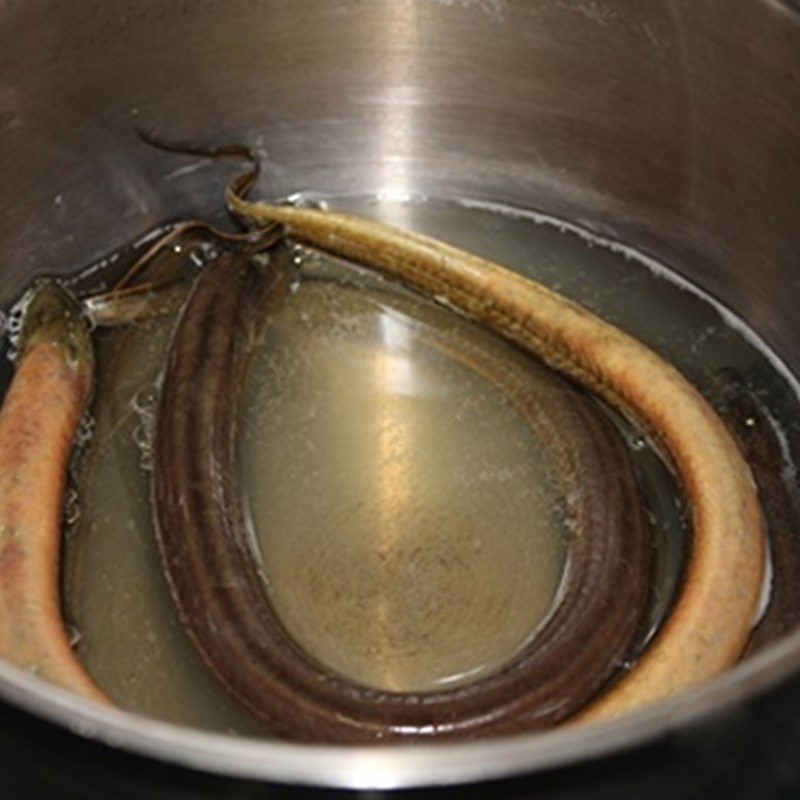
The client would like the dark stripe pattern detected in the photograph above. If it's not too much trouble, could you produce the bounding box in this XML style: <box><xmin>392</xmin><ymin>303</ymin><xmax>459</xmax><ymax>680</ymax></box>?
<box><xmin>153</xmin><ymin>244</ymin><xmax>650</xmax><ymax>743</ymax></box>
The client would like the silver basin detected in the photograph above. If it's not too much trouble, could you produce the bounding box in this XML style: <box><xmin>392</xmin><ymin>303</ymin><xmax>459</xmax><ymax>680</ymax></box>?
<box><xmin>0</xmin><ymin>1</ymin><xmax>799</xmax><ymax>796</ymax></box>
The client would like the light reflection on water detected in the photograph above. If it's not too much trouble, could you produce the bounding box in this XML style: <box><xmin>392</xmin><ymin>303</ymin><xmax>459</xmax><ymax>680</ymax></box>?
<box><xmin>240</xmin><ymin>266</ymin><xmax>568</xmax><ymax>693</ymax></box>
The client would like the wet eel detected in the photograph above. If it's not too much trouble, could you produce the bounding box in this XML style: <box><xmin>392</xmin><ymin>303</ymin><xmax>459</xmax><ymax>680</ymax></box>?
<box><xmin>222</xmin><ymin>183</ymin><xmax>766</xmax><ymax>726</ymax></box>
<box><xmin>0</xmin><ymin>283</ymin><xmax>109</xmax><ymax>703</ymax></box>
<box><xmin>154</xmin><ymin>252</ymin><xmax>650</xmax><ymax>741</ymax></box>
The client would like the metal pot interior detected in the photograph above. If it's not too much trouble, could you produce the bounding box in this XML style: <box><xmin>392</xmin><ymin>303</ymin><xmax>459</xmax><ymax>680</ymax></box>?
<box><xmin>1</xmin><ymin>0</ymin><xmax>800</xmax><ymax>792</ymax></box>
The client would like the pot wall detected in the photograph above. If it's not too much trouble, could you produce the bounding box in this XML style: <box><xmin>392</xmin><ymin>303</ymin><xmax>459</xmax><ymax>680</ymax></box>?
<box><xmin>1</xmin><ymin>1</ymin><xmax>799</xmax><ymax>364</ymax></box>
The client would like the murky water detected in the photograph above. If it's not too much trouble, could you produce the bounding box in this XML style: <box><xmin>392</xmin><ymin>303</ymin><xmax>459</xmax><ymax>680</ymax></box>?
<box><xmin>56</xmin><ymin>196</ymin><xmax>800</xmax><ymax>734</ymax></box>
<box><xmin>240</xmin><ymin>258</ymin><xmax>569</xmax><ymax>693</ymax></box>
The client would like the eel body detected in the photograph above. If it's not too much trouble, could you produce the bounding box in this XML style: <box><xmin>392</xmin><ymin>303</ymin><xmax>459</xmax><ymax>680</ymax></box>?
<box><xmin>0</xmin><ymin>283</ymin><xmax>109</xmax><ymax>703</ymax></box>
<box><xmin>224</xmin><ymin>194</ymin><xmax>766</xmax><ymax>725</ymax></box>
<box><xmin>154</xmin><ymin>255</ymin><xmax>650</xmax><ymax>741</ymax></box>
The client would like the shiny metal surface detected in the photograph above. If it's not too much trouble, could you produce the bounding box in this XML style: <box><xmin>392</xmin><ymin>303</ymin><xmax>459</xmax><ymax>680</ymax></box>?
<box><xmin>1</xmin><ymin>631</ymin><xmax>800</xmax><ymax>789</ymax></box>
<box><xmin>1</xmin><ymin>0</ymin><xmax>800</xmax><ymax>795</ymax></box>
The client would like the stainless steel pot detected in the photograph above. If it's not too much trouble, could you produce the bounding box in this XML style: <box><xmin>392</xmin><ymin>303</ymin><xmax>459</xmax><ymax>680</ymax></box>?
<box><xmin>1</xmin><ymin>1</ymin><xmax>800</xmax><ymax>797</ymax></box>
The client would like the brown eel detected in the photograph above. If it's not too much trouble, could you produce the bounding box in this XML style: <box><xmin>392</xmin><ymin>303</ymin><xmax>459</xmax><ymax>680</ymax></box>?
<box><xmin>153</xmin><ymin>249</ymin><xmax>650</xmax><ymax>741</ymax></box>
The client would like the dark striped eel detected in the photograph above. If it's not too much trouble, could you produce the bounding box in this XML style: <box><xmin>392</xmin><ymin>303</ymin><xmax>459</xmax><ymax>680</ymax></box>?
<box><xmin>153</xmin><ymin>243</ymin><xmax>650</xmax><ymax>741</ymax></box>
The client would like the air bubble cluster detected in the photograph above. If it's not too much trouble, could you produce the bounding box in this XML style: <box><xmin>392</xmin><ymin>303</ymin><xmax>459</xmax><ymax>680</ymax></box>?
<box><xmin>131</xmin><ymin>385</ymin><xmax>160</xmax><ymax>472</ymax></box>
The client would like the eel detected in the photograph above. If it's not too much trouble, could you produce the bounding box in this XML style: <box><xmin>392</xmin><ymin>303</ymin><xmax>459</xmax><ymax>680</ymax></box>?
<box><xmin>221</xmin><ymin>179</ymin><xmax>766</xmax><ymax>726</ymax></box>
<box><xmin>0</xmin><ymin>283</ymin><xmax>109</xmax><ymax>703</ymax></box>
<box><xmin>153</xmin><ymin>253</ymin><xmax>650</xmax><ymax>741</ymax></box>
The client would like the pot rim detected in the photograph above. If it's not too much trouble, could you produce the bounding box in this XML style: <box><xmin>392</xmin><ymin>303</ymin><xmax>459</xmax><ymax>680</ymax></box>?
<box><xmin>1</xmin><ymin>626</ymin><xmax>800</xmax><ymax>790</ymax></box>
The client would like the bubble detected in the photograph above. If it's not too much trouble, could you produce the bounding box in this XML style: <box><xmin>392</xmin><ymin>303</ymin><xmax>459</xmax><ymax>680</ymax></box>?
<box><xmin>4</xmin><ymin>293</ymin><xmax>28</xmax><ymax>363</ymax></box>
<box><xmin>74</xmin><ymin>413</ymin><xmax>96</xmax><ymax>449</ymax></box>
<box><xmin>63</xmin><ymin>485</ymin><xmax>82</xmax><ymax>527</ymax></box>
<box><xmin>130</xmin><ymin>385</ymin><xmax>160</xmax><ymax>472</ymax></box>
